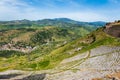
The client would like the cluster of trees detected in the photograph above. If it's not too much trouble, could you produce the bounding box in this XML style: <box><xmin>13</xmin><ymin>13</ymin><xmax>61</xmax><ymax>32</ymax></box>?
<box><xmin>31</xmin><ymin>30</ymin><xmax>53</xmax><ymax>44</ymax></box>
<box><xmin>31</xmin><ymin>28</ymin><xmax>70</xmax><ymax>44</ymax></box>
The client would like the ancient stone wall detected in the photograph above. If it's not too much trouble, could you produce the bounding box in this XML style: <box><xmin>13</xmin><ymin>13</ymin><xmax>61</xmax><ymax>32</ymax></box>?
<box><xmin>105</xmin><ymin>21</ymin><xmax>120</xmax><ymax>38</ymax></box>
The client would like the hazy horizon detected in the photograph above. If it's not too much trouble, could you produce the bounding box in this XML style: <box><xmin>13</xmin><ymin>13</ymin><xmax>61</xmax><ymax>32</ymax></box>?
<box><xmin>0</xmin><ymin>17</ymin><xmax>110</xmax><ymax>22</ymax></box>
<box><xmin>0</xmin><ymin>0</ymin><xmax>120</xmax><ymax>22</ymax></box>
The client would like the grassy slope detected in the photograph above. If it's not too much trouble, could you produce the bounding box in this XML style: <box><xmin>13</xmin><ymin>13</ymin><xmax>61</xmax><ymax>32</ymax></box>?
<box><xmin>0</xmin><ymin>26</ymin><xmax>91</xmax><ymax>44</ymax></box>
<box><xmin>2</xmin><ymin>27</ymin><xmax>119</xmax><ymax>71</ymax></box>
<box><xmin>35</xmin><ymin>27</ymin><xmax>120</xmax><ymax>70</ymax></box>
<box><xmin>0</xmin><ymin>26</ymin><xmax>92</xmax><ymax>71</ymax></box>
<box><xmin>0</xmin><ymin>27</ymin><xmax>119</xmax><ymax>71</ymax></box>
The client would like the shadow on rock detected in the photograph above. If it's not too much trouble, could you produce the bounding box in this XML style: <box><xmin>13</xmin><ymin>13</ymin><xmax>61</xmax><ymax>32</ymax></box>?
<box><xmin>0</xmin><ymin>74</ymin><xmax>22</xmax><ymax>79</ymax></box>
<box><xmin>21</xmin><ymin>73</ymin><xmax>46</xmax><ymax>80</ymax></box>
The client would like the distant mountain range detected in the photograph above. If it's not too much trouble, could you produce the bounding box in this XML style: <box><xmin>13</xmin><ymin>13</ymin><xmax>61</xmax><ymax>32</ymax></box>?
<box><xmin>54</xmin><ymin>18</ymin><xmax>106</xmax><ymax>27</ymax></box>
<box><xmin>0</xmin><ymin>18</ymin><xmax>106</xmax><ymax>29</ymax></box>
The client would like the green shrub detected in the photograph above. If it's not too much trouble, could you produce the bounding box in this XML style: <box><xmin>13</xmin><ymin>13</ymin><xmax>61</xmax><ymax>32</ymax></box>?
<box><xmin>38</xmin><ymin>60</ymin><xmax>50</xmax><ymax>68</ymax></box>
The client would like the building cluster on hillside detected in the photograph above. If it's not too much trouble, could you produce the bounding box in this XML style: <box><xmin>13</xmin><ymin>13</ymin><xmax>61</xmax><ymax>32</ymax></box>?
<box><xmin>0</xmin><ymin>43</ymin><xmax>36</xmax><ymax>53</ymax></box>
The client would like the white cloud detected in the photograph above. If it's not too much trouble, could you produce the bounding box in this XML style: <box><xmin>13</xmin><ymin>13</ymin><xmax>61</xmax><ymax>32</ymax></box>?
<box><xmin>0</xmin><ymin>0</ymin><xmax>119</xmax><ymax>21</ymax></box>
<box><xmin>109</xmin><ymin>0</ymin><xmax>119</xmax><ymax>4</ymax></box>
<box><xmin>46</xmin><ymin>12</ymin><xmax>108</xmax><ymax>22</ymax></box>
<box><xmin>0</xmin><ymin>0</ymin><xmax>36</xmax><ymax>20</ymax></box>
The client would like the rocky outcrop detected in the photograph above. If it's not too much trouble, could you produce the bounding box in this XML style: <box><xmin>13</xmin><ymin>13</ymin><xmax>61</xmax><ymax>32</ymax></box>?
<box><xmin>105</xmin><ymin>20</ymin><xmax>120</xmax><ymax>38</ymax></box>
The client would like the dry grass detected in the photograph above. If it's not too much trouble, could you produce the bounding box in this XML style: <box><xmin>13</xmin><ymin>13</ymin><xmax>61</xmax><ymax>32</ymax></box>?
<box><xmin>12</xmin><ymin>32</ymin><xmax>35</xmax><ymax>42</ymax></box>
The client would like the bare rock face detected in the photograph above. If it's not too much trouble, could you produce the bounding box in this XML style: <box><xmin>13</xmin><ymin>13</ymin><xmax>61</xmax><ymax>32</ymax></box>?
<box><xmin>105</xmin><ymin>20</ymin><xmax>120</xmax><ymax>38</ymax></box>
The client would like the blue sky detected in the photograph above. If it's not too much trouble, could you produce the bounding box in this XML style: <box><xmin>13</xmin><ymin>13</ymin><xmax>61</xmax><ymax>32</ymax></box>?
<box><xmin>0</xmin><ymin>0</ymin><xmax>120</xmax><ymax>21</ymax></box>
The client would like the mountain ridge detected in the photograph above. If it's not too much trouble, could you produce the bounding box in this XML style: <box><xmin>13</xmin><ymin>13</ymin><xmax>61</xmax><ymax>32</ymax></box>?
<box><xmin>0</xmin><ymin>18</ymin><xmax>106</xmax><ymax>30</ymax></box>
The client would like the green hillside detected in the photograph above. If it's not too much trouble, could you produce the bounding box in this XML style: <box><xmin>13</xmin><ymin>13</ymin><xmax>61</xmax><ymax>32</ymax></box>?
<box><xmin>0</xmin><ymin>26</ymin><xmax>91</xmax><ymax>45</ymax></box>
<box><xmin>0</xmin><ymin>27</ymin><xmax>119</xmax><ymax>71</ymax></box>
<box><xmin>0</xmin><ymin>25</ymin><xmax>93</xmax><ymax>71</ymax></box>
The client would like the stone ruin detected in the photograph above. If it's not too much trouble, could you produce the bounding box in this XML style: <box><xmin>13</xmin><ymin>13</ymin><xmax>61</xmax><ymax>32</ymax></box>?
<box><xmin>105</xmin><ymin>20</ymin><xmax>120</xmax><ymax>38</ymax></box>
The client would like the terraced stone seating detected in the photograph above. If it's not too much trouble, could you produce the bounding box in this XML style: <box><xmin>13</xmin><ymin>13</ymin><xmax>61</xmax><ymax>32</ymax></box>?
<box><xmin>105</xmin><ymin>22</ymin><xmax>120</xmax><ymax>38</ymax></box>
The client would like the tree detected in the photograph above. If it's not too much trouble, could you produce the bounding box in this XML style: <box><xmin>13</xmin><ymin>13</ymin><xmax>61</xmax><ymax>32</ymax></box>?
<box><xmin>31</xmin><ymin>30</ymin><xmax>53</xmax><ymax>44</ymax></box>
